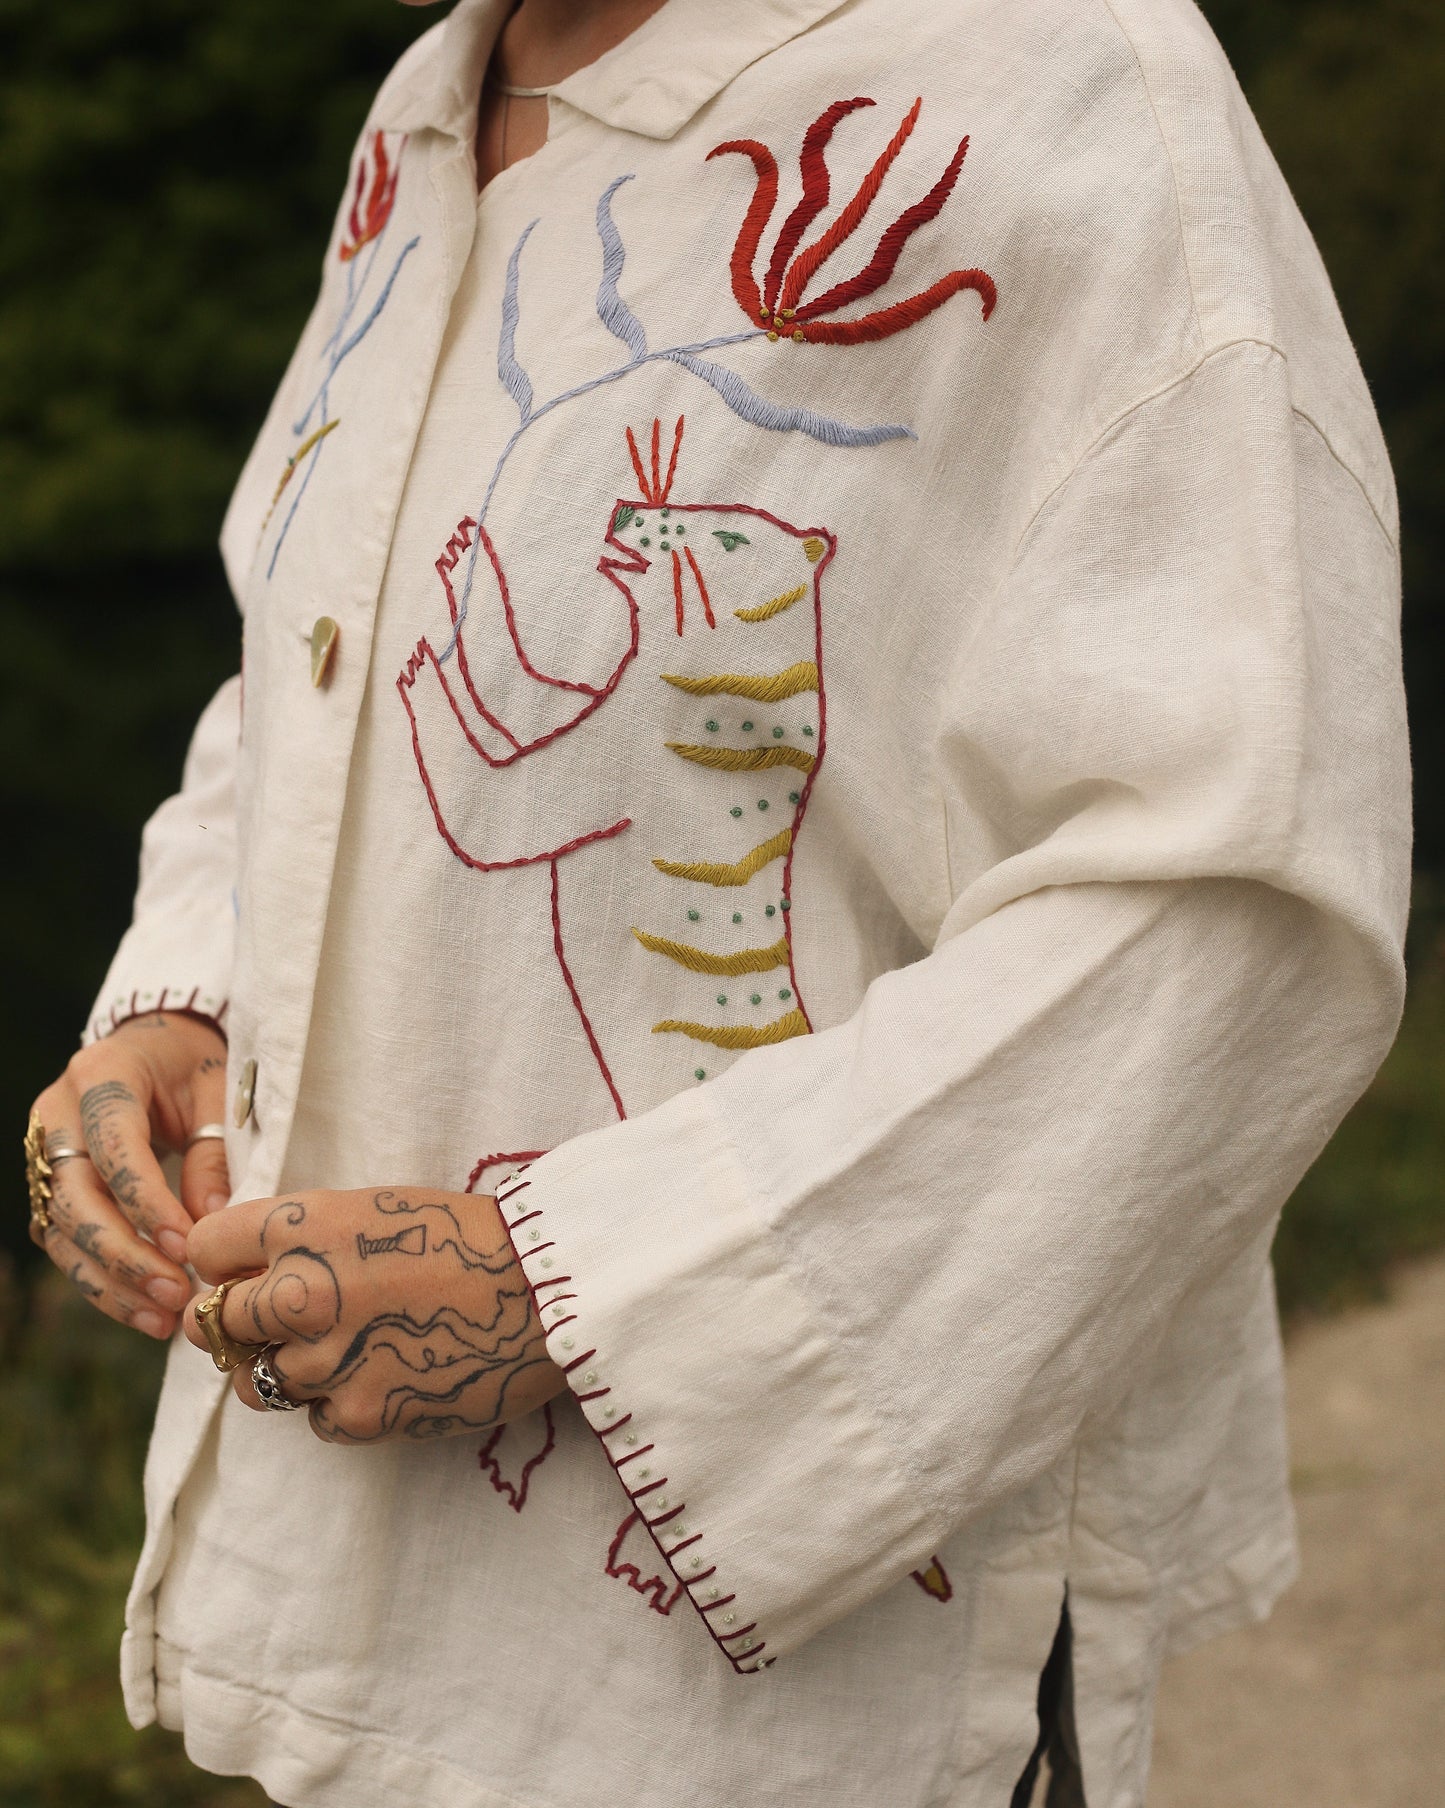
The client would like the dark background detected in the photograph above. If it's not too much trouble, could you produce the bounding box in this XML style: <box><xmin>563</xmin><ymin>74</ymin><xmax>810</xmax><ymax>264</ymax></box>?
<box><xmin>0</xmin><ymin>3</ymin><xmax>1441</xmax><ymax>1803</ymax></box>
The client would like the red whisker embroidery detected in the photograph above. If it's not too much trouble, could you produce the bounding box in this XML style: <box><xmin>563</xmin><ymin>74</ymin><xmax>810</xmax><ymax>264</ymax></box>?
<box><xmin>683</xmin><ymin>545</ymin><xmax>716</xmax><ymax>628</ymax></box>
<box><xmin>671</xmin><ymin>549</ymin><xmax>686</xmax><ymax>635</ymax></box>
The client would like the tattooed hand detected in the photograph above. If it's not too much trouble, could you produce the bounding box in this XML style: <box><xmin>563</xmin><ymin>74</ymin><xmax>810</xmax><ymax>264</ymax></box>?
<box><xmin>28</xmin><ymin>1011</ymin><xmax>230</xmax><ymax>1340</ymax></box>
<box><xmin>182</xmin><ymin>1188</ymin><xmax>567</xmax><ymax>1443</ymax></box>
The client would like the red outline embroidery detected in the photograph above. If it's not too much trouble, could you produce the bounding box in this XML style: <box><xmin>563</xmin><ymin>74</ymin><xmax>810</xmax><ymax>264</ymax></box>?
<box><xmin>478</xmin><ymin>1401</ymin><xmax>558</xmax><ymax>1512</ymax></box>
<box><xmin>605</xmin><ymin>1509</ymin><xmax>686</xmax><ymax>1615</ymax></box>
<box><xmin>911</xmin><ymin>1556</ymin><xmax>954</xmax><ymax>1603</ymax></box>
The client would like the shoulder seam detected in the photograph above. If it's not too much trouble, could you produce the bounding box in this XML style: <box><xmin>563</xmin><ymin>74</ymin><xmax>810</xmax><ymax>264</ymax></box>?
<box><xmin>1009</xmin><ymin>336</ymin><xmax>1287</xmax><ymax>563</ymax></box>
<box><xmin>1290</xmin><ymin>406</ymin><xmax>1399</xmax><ymax>555</ymax></box>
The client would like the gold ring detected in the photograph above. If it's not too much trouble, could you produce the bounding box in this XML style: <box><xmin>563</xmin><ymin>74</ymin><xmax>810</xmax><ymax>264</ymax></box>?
<box><xmin>24</xmin><ymin>1111</ymin><xmax>53</xmax><ymax>1235</ymax></box>
<box><xmin>194</xmin><ymin>1279</ymin><xmax>267</xmax><ymax>1373</ymax></box>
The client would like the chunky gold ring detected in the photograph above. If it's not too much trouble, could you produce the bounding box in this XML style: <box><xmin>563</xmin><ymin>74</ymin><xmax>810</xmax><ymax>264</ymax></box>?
<box><xmin>24</xmin><ymin>1111</ymin><xmax>53</xmax><ymax>1235</ymax></box>
<box><xmin>194</xmin><ymin>1279</ymin><xmax>267</xmax><ymax>1373</ymax></box>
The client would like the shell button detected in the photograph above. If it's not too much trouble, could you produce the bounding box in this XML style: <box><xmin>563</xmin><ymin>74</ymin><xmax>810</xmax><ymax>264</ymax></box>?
<box><xmin>233</xmin><ymin>1057</ymin><xmax>258</xmax><ymax>1127</ymax></box>
<box><xmin>310</xmin><ymin>617</ymin><xmax>340</xmax><ymax>687</ymax></box>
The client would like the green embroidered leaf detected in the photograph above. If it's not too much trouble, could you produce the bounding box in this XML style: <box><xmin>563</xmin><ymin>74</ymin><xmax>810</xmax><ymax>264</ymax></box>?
<box><xmin>713</xmin><ymin>530</ymin><xmax>751</xmax><ymax>552</ymax></box>
<box><xmin>612</xmin><ymin>504</ymin><xmax>636</xmax><ymax>533</ymax></box>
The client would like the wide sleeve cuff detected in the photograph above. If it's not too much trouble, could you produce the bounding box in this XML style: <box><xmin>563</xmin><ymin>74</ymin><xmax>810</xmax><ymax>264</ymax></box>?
<box><xmin>495</xmin><ymin>1096</ymin><xmax>939</xmax><ymax>1673</ymax></box>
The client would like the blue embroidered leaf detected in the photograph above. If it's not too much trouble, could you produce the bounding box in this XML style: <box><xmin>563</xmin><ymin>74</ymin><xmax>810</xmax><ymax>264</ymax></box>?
<box><xmin>713</xmin><ymin>530</ymin><xmax>750</xmax><ymax>551</ymax></box>
<box><xmin>595</xmin><ymin>175</ymin><xmax>648</xmax><ymax>362</ymax></box>
<box><xmin>498</xmin><ymin>220</ymin><xmax>541</xmax><ymax>424</ymax></box>
<box><xmin>663</xmin><ymin>350</ymin><xmax>915</xmax><ymax>447</ymax></box>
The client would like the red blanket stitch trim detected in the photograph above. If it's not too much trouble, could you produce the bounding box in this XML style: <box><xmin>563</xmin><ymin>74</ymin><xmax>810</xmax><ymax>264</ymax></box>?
<box><xmin>495</xmin><ymin>1165</ymin><xmax>770</xmax><ymax>1671</ymax></box>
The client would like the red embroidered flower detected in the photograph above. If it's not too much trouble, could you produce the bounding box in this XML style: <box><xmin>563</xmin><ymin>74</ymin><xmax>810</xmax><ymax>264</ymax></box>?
<box><xmin>707</xmin><ymin>97</ymin><xmax>996</xmax><ymax>345</ymax></box>
<box><xmin>340</xmin><ymin>130</ymin><xmax>402</xmax><ymax>263</ymax></box>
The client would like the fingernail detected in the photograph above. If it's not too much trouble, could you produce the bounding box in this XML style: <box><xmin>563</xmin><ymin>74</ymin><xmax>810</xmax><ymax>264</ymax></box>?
<box><xmin>146</xmin><ymin>1277</ymin><xmax>187</xmax><ymax>1310</ymax></box>
<box><xmin>134</xmin><ymin>1311</ymin><xmax>167</xmax><ymax>1338</ymax></box>
<box><xmin>204</xmin><ymin>1192</ymin><xmax>230</xmax><ymax>1215</ymax></box>
<box><xmin>158</xmin><ymin>1230</ymin><xmax>188</xmax><ymax>1263</ymax></box>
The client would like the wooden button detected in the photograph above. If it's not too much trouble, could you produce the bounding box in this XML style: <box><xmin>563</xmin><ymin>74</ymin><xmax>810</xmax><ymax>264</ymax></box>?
<box><xmin>233</xmin><ymin>1057</ymin><xmax>257</xmax><ymax>1127</ymax></box>
<box><xmin>310</xmin><ymin>617</ymin><xmax>340</xmax><ymax>687</ymax></box>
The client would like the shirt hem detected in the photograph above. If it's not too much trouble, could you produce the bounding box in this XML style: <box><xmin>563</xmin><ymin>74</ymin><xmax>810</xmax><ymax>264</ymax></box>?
<box><xmin>153</xmin><ymin>1639</ymin><xmax>553</xmax><ymax>1808</ymax></box>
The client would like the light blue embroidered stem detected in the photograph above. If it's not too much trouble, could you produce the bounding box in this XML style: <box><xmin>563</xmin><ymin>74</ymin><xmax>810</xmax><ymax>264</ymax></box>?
<box><xmin>662</xmin><ymin>350</ymin><xmax>914</xmax><ymax>447</ymax></box>
<box><xmin>434</xmin><ymin>177</ymin><xmax>913</xmax><ymax>662</ymax></box>
<box><xmin>267</xmin><ymin>399</ymin><xmax>330</xmax><ymax>579</ymax></box>
<box><xmin>595</xmin><ymin>175</ymin><xmax>648</xmax><ymax>360</ymax></box>
<box><xmin>294</xmin><ymin>235</ymin><xmax>422</xmax><ymax>437</ymax></box>
<box><xmin>499</xmin><ymin>220</ymin><xmax>540</xmax><ymax>424</ymax></box>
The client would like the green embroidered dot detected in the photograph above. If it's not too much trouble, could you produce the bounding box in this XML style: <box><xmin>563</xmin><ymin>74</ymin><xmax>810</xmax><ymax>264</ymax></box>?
<box><xmin>757</xmin><ymin>799</ymin><xmax>769</xmax><ymax>811</ymax></box>
<box><xmin>788</xmin><ymin>791</ymin><xmax>800</xmax><ymax>804</ymax></box>
<box><xmin>781</xmin><ymin>897</ymin><xmax>791</xmax><ymax>910</ymax></box>
<box><xmin>802</xmin><ymin>725</ymin><xmax>814</xmax><ymax>737</ymax></box>
<box><xmin>640</xmin><ymin>536</ymin><xmax>651</xmax><ymax>547</ymax></box>
<box><xmin>765</xmin><ymin>904</ymin><xmax>776</xmax><ymax>917</ymax></box>
<box><xmin>730</xmin><ymin>806</ymin><xmax>743</xmax><ymax>818</ymax></box>
<box><xmin>716</xmin><ymin>994</ymin><xmax>727</xmax><ymax>1006</ymax></box>
<box><xmin>687</xmin><ymin>909</ymin><xmax>700</xmax><ymax>922</ymax></box>
<box><xmin>705</xmin><ymin>720</ymin><xmax>719</xmax><ymax>733</ymax></box>
<box><xmin>741</xmin><ymin>720</ymin><xmax>754</xmax><ymax>732</ymax></box>
<box><xmin>750</xmin><ymin>993</ymin><xmax>762</xmax><ymax>1006</ymax></box>
<box><xmin>772</xmin><ymin>726</ymin><xmax>785</xmax><ymax>739</ymax></box>
<box><xmin>732</xmin><ymin>912</ymin><xmax>743</xmax><ymax>924</ymax></box>
<box><xmin>695</xmin><ymin>1068</ymin><xmax>706</xmax><ymax>1081</ymax></box>
<box><xmin>779</xmin><ymin>988</ymin><xmax>792</xmax><ymax>1001</ymax></box>
<box><xmin>661</xmin><ymin>508</ymin><xmax>670</xmax><ymax>517</ymax></box>
<box><xmin>675</xmin><ymin>523</ymin><xmax>685</xmax><ymax>535</ymax></box>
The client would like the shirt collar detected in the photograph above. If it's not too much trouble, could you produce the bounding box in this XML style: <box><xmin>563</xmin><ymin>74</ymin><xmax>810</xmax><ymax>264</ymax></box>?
<box><xmin>377</xmin><ymin>0</ymin><xmax>850</xmax><ymax>143</ymax></box>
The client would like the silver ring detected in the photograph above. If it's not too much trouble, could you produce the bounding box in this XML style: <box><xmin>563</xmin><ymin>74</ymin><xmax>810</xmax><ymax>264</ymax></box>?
<box><xmin>44</xmin><ymin>1140</ymin><xmax>91</xmax><ymax>1166</ymax></box>
<box><xmin>251</xmin><ymin>1347</ymin><xmax>304</xmax><ymax>1412</ymax></box>
<box><xmin>185</xmin><ymin>1123</ymin><xmax>228</xmax><ymax>1149</ymax></box>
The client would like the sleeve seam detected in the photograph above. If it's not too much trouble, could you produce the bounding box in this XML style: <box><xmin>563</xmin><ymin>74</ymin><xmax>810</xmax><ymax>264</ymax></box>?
<box><xmin>1290</xmin><ymin>404</ymin><xmax>1399</xmax><ymax>556</ymax></box>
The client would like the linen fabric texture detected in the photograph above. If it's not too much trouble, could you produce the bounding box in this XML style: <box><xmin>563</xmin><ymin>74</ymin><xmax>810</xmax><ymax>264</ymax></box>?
<box><xmin>87</xmin><ymin>0</ymin><xmax>1411</xmax><ymax>1803</ymax></box>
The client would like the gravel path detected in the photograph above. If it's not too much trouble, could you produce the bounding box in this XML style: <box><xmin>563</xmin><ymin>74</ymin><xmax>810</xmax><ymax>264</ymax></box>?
<box><xmin>1148</xmin><ymin>1254</ymin><xmax>1445</xmax><ymax>1806</ymax></box>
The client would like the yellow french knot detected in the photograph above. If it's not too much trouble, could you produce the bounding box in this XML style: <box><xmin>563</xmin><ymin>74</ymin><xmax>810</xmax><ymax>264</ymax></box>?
<box><xmin>651</xmin><ymin>829</ymin><xmax>792</xmax><ymax>887</ymax></box>
<box><xmin>660</xmin><ymin>661</ymin><xmax>818</xmax><ymax>702</ymax></box>
<box><xmin>630</xmin><ymin>929</ymin><xmax>791</xmax><ymax>975</ymax></box>
<box><xmin>651</xmin><ymin>1009</ymin><xmax>809</xmax><ymax>1048</ymax></box>
<box><xmin>666</xmin><ymin>742</ymin><xmax>815</xmax><ymax>774</ymax></box>
<box><xmin>803</xmin><ymin>536</ymin><xmax>827</xmax><ymax>563</ymax></box>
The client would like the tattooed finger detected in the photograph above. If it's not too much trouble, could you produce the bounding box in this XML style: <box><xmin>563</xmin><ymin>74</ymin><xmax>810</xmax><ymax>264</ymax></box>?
<box><xmin>39</xmin><ymin>1224</ymin><xmax>176</xmax><ymax>1340</ymax></box>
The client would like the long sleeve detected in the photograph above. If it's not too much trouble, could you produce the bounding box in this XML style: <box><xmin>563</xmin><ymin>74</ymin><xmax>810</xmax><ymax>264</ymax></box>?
<box><xmin>497</xmin><ymin>341</ymin><xmax>1412</xmax><ymax>1669</ymax></box>
<box><xmin>85</xmin><ymin>674</ymin><xmax>241</xmax><ymax>1044</ymax></box>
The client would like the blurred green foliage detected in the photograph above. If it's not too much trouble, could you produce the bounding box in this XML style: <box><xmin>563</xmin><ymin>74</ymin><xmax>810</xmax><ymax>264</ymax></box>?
<box><xmin>0</xmin><ymin>0</ymin><xmax>1441</xmax><ymax>1801</ymax></box>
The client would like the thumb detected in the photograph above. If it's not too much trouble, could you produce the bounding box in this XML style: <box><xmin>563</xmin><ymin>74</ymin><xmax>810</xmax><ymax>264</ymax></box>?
<box><xmin>181</xmin><ymin>1133</ymin><xmax>232</xmax><ymax>1221</ymax></box>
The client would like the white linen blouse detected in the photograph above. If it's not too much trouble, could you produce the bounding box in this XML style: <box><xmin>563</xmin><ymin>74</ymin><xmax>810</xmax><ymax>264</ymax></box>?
<box><xmin>88</xmin><ymin>0</ymin><xmax>1411</xmax><ymax>1803</ymax></box>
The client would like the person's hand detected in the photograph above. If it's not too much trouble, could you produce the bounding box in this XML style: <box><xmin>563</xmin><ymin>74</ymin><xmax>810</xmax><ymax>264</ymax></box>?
<box><xmin>182</xmin><ymin>1187</ymin><xmax>568</xmax><ymax>1442</ymax></box>
<box><xmin>28</xmin><ymin>1010</ymin><xmax>230</xmax><ymax>1339</ymax></box>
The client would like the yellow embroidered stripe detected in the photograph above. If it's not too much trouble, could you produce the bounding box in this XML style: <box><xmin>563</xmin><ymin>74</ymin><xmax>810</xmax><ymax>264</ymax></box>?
<box><xmin>734</xmin><ymin>583</ymin><xmax>808</xmax><ymax>624</ymax></box>
<box><xmin>651</xmin><ymin>829</ymin><xmax>792</xmax><ymax>886</ymax></box>
<box><xmin>666</xmin><ymin>742</ymin><xmax>815</xmax><ymax>774</ymax></box>
<box><xmin>630</xmin><ymin>928</ymin><xmax>791</xmax><ymax>975</ymax></box>
<box><xmin>660</xmin><ymin>661</ymin><xmax>818</xmax><ymax>702</ymax></box>
<box><xmin>270</xmin><ymin>419</ymin><xmax>340</xmax><ymax>504</ymax></box>
<box><xmin>651</xmin><ymin>1009</ymin><xmax>810</xmax><ymax>1048</ymax></box>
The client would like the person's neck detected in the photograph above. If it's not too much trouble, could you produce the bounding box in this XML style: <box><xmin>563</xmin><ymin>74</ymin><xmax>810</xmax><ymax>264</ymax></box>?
<box><xmin>493</xmin><ymin>0</ymin><xmax>671</xmax><ymax>89</ymax></box>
